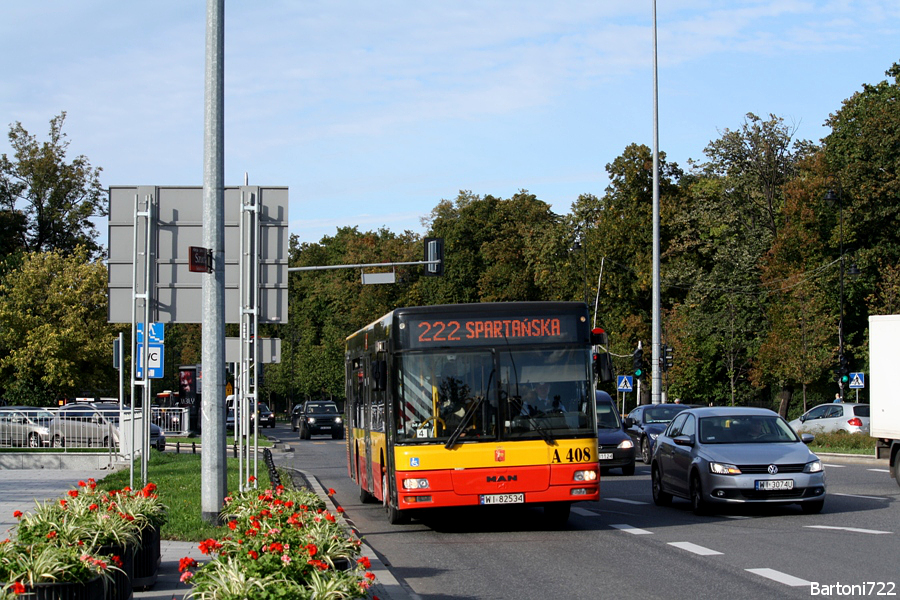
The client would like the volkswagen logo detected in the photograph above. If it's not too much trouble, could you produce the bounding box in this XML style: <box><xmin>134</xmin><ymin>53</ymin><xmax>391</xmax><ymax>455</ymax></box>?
<box><xmin>767</xmin><ymin>464</ymin><xmax>779</xmax><ymax>475</ymax></box>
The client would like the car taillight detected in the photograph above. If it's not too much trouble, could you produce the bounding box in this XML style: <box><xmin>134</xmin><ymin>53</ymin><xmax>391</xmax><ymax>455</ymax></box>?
<box><xmin>847</xmin><ymin>418</ymin><xmax>862</xmax><ymax>427</ymax></box>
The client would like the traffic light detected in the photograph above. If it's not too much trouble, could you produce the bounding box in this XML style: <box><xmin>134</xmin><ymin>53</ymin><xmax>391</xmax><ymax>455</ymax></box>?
<box><xmin>660</xmin><ymin>344</ymin><xmax>674</xmax><ymax>372</ymax></box>
<box><xmin>633</xmin><ymin>345</ymin><xmax>644</xmax><ymax>379</ymax></box>
<box><xmin>423</xmin><ymin>237</ymin><xmax>444</xmax><ymax>276</ymax></box>
<box><xmin>837</xmin><ymin>354</ymin><xmax>850</xmax><ymax>384</ymax></box>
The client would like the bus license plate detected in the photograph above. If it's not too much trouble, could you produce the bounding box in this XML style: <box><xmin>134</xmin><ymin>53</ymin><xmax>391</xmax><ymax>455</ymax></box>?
<box><xmin>597</xmin><ymin>453</ymin><xmax>614</xmax><ymax>460</ymax></box>
<box><xmin>480</xmin><ymin>493</ymin><xmax>524</xmax><ymax>505</ymax></box>
<box><xmin>755</xmin><ymin>479</ymin><xmax>793</xmax><ymax>491</ymax></box>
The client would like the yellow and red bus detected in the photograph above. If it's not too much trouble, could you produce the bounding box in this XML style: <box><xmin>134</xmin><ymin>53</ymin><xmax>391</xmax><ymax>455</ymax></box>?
<box><xmin>346</xmin><ymin>302</ymin><xmax>601</xmax><ymax>525</ymax></box>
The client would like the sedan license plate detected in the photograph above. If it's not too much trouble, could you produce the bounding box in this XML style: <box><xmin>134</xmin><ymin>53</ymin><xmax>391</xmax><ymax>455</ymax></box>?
<box><xmin>755</xmin><ymin>479</ymin><xmax>794</xmax><ymax>491</ymax></box>
<box><xmin>597</xmin><ymin>453</ymin><xmax>614</xmax><ymax>460</ymax></box>
<box><xmin>479</xmin><ymin>493</ymin><xmax>524</xmax><ymax>505</ymax></box>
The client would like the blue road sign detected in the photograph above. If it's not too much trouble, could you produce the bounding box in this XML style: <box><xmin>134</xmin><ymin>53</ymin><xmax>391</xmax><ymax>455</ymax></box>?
<box><xmin>617</xmin><ymin>375</ymin><xmax>634</xmax><ymax>393</ymax></box>
<box><xmin>848</xmin><ymin>372</ymin><xmax>865</xmax><ymax>389</ymax></box>
<box><xmin>136</xmin><ymin>323</ymin><xmax>165</xmax><ymax>379</ymax></box>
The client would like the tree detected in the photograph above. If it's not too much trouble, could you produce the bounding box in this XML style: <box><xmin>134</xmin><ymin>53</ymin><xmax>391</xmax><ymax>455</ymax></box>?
<box><xmin>0</xmin><ymin>113</ymin><xmax>106</xmax><ymax>258</ymax></box>
<box><xmin>0</xmin><ymin>248</ymin><xmax>114</xmax><ymax>404</ymax></box>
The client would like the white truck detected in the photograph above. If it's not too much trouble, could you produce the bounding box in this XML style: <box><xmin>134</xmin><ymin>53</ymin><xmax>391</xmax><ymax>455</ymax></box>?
<box><xmin>869</xmin><ymin>315</ymin><xmax>900</xmax><ymax>487</ymax></box>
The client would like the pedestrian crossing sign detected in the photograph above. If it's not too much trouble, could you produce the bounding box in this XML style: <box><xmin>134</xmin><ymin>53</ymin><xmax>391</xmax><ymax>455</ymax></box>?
<box><xmin>617</xmin><ymin>375</ymin><xmax>634</xmax><ymax>393</ymax></box>
<box><xmin>848</xmin><ymin>372</ymin><xmax>865</xmax><ymax>389</ymax></box>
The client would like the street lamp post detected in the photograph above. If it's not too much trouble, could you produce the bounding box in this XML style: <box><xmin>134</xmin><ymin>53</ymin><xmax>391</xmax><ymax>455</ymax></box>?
<box><xmin>824</xmin><ymin>189</ymin><xmax>860</xmax><ymax>400</ymax></box>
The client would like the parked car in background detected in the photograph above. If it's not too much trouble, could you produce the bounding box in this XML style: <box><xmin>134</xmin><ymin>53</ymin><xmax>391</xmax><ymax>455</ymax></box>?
<box><xmin>789</xmin><ymin>403</ymin><xmax>870</xmax><ymax>435</ymax></box>
<box><xmin>92</xmin><ymin>403</ymin><xmax>166</xmax><ymax>451</ymax></box>
<box><xmin>0</xmin><ymin>406</ymin><xmax>54</xmax><ymax>448</ymax></box>
<box><xmin>292</xmin><ymin>401</ymin><xmax>343</xmax><ymax>440</ymax></box>
<box><xmin>595</xmin><ymin>391</ymin><xmax>635</xmax><ymax>475</ymax></box>
<box><xmin>625</xmin><ymin>403</ymin><xmax>696</xmax><ymax>464</ymax></box>
<box><xmin>49</xmin><ymin>403</ymin><xmax>166</xmax><ymax>450</ymax></box>
<box><xmin>651</xmin><ymin>407</ymin><xmax>826</xmax><ymax>515</ymax></box>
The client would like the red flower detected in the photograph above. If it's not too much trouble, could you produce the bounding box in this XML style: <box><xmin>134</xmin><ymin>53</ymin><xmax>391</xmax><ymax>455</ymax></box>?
<box><xmin>228</xmin><ymin>520</ymin><xmax>237</xmax><ymax>530</ymax></box>
<box><xmin>357</xmin><ymin>556</ymin><xmax>371</xmax><ymax>569</ymax></box>
<box><xmin>179</xmin><ymin>557</ymin><xmax>197</xmax><ymax>573</ymax></box>
<box><xmin>12</xmin><ymin>511</ymin><xmax>22</xmax><ymax>519</ymax></box>
<box><xmin>46</xmin><ymin>531</ymin><xmax>57</xmax><ymax>539</ymax></box>
<box><xmin>248</xmin><ymin>550</ymin><xmax>259</xmax><ymax>560</ymax></box>
<box><xmin>305</xmin><ymin>543</ymin><xmax>317</xmax><ymax>556</ymax></box>
<box><xmin>365</xmin><ymin>572</ymin><xmax>376</xmax><ymax>581</ymax></box>
<box><xmin>308</xmin><ymin>559</ymin><xmax>329</xmax><ymax>571</ymax></box>
<box><xmin>67</xmin><ymin>490</ymin><xmax>78</xmax><ymax>498</ymax></box>
<box><xmin>324</xmin><ymin>513</ymin><xmax>336</xmax><ymax>523</ymax></box>
<box><xmin>249</xmin><ymin>475</ymin><xmax>257</xmax><ymax>482</ymax></box>
<box><xmin>327</xmin><ymin>488</ymin><xmax>336</xmax><ymax>496</ymax></box>
<box><xmin>111</xmin><ymin>555</ymin><xmax>123</xmax><ymax>568</ymax></box>
<box><xmin>11</xmin><ymin>581</ymin><xmax>25</xmax><ymax>594</ymax></box>
<box><xmin>336</xmin><ymin>506</ymin><xmax>345</xmax><ymax>513</ymax></box>
<box><xmin>88</xmin><ymin>504</ymin><xmax>98</xmax><ymax>511</ymax></box>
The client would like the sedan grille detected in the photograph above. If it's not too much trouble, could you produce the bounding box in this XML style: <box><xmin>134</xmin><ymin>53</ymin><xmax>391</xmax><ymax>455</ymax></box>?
<box><xmin>735</xmin><ymin>463</ymin><xmax>806</xmax><ymax>474</ymax></box>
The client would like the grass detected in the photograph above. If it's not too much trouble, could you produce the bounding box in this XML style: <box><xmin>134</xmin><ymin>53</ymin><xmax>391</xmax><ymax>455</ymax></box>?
<box><xmin>95</xmin><ymin>452</ymin><xmax>272</xmax><ymax>542</ymax></box>
<box><xmin>807</xmin><ymin>431</ymin><xmax>878</xmax><ymax>455</ymax></box>
<box><xmin>171</xmin><ymin>435</ymin><xmax>274</xmax><ymax>448</ymax></box>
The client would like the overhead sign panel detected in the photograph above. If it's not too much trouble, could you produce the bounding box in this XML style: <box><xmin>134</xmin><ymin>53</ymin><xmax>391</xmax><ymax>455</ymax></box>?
<box><xmin>107</xmin><ymin>186</ymin><xmax>288</xmax><ymax>324</ymax></box>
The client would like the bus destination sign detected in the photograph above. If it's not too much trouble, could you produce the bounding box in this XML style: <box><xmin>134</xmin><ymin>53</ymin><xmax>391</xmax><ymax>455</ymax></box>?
<box><xmin>404</xmin><ymin>314</ymin><xmax>582</xmax><ymax>348</ymax></box>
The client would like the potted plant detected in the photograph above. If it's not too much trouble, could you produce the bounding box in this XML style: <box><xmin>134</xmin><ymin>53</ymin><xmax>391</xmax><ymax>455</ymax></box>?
<box><xmin>0</xmin><ymin>539</ymin><xmax>115</xmax><ymax>600</ymax></box>
<box><xmin>180</xmin><ymin>483</ymin><xmax>377</xmax><ymax>599</ymax></box>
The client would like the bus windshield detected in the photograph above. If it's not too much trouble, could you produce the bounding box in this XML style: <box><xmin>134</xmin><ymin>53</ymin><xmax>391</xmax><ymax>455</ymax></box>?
<box><xmin>396</xmin><ymin>347</ymin><xmax>594</xmax><ymax>443</ymax></box>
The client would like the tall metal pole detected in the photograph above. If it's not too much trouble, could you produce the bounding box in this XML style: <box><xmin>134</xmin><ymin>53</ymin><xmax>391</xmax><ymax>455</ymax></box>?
<box><xmin>651</xmin><ymin>0</ymin><xmax>662</xmax><ymax>404</ymax></box>
<box><xmin>838</xmin><ymin>195</ymin><xmax>845</xmax><ymax>401</ymax></box>
<box><xmin>201</xmin><ymin>0</ymin><xmax>226</xmax><ymax>524</ymax></box>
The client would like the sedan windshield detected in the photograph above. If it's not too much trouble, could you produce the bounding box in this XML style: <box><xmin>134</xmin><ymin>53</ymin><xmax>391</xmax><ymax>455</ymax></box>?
<box><xmin>699</xmin><ymin>415</ymin><xmax>798</xmax><ymax>444</ymax></box>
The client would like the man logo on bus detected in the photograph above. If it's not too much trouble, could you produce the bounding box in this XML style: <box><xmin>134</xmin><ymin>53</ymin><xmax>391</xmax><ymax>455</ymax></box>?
<box><xmin>495</xmin><ymin>448</ymin><xmax>505</xmax><ymax>462</ymax></box>
<box><xmin>487</xmin><ymin>475</ymin><xmax>516</xmax><ymax>482</ymax></box>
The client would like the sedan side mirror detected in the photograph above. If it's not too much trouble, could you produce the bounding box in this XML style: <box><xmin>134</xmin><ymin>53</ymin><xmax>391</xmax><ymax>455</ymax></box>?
<box><xmin>800</xmin><ymin>433</ymin><xmax>814</xmax><ymax>445</ymax></box>
<box><xmin>623</xmin><ymin>417</ymin><xmax>634</xmax><ymax>428</ymax></box>
<box><xmin>799</xmin><ymin>415</ymin><xmax>806</xmax><ymax>422</ymax></box>
<box><xmin>673</xmin><ymin>435</ymin><xmax>693</xmax><ymax>447</ymax></box>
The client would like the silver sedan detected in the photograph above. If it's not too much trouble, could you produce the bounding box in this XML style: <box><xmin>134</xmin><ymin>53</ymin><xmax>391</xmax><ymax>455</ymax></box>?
<box><xmin>651</xmin><ymin>407</ymin><xmax>826</xmax><ymax>515</ymax></box>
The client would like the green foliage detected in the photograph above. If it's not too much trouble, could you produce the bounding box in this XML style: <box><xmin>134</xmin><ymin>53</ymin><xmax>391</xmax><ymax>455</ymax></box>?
<box><xmin>0</xmin><ymin>247</ymin><xmax>114</xmax><ymax>403</ymax></box>
<box><xmin>0</xmin><ymin>112</ymin><xmax>106</xmax><ymax>259</ymax></box>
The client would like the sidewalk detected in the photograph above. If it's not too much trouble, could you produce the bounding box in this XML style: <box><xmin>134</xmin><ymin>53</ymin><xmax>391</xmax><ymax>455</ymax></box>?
<box><xmin>0</xmin><ymin>463</ymin><xmax>413</xmax><ymax>600</ymax></box>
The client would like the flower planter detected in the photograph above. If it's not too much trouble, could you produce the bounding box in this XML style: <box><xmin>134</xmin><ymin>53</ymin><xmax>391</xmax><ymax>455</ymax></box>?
<box><xmin>131</xmin><ymin>526</ymin><xmax>160</xmax><ymax>590</ymax></box>
<box><xmin>17</xmin><ymin>575</ymin><xmax>105</xmax><ymax>600</ymax></box>
<box><xmin>97</xmin><ymin>544</ymin><xmax>133</xmax><ymax>600</ymax></box>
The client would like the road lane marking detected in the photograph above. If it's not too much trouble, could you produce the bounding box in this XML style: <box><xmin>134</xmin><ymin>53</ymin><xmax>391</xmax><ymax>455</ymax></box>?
<box><xmin>571</xmin><ymin>507</ymin><xmax>597</xmax><ymax>517</ymax></box>
<box><xmin>822</xmin><ymin>463</ymin><xmax>846</xmax><ymax>468</ymax></box>
<box><xmin>668</xmin><ymin>542</ymin><xmax>722</xmax><ymax>556</ymax></box>
<box><xmin>805</xmin><ymin>525</ymin><xmax>892</xmax><ymax>535</ymax></box>
<box><xmin>831</xmin><ymin>492</ymin><xmax>889</xmax><ymax>501</ymax></box>
<box><xmin>746</xmin><ymin>568</ymin><xmax>810</xmax><ymax>587</ymax></box>
<box><xmin>868</xmin><ymin>468</ymin><xmax>890</xmax><ymax>473</ymax></box>
<box><xmin>610</xmin><ymin>524</ymin><xmax>652</xmax><ymax>535</ymax></box>
<box><xmin>605</xmin><ymin>498</ymin><xmax>649</xmax><ymax>505</ymax></box>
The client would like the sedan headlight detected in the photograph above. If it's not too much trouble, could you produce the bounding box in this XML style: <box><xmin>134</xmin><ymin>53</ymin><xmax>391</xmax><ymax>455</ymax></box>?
<box><xmin>709</xmin><ymin>462</ymin><xmax>742</xmax><ymax>475</ymax></box>
<box><xmin>307</xmin><ymin>417</ymin><xmax>316</xmax><ymax>424</ymax></box>
<box><xmin>617</xmin><ymin>439</ymin><xmax>634</xmax><ymax>449</ymax></box>
<box><xmin>335</xmin><ymin>417</ymin><xmax>343</xmax><ymax>424</ymax></box>
<box><xmin>804</xmin><ymin>460</ymin><xmax>823</xmax><ymax>473</ymax></box>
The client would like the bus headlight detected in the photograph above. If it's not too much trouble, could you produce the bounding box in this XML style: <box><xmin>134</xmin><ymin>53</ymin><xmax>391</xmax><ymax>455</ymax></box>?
<box><xmin>402</xmin><ymin>478</ymin><xmax>429</xmax><ymax>489</ymax></box>
<box><xmin>574</xmin><ymin>470</ymin><xmax>598</xmax><ymax>482</ymax></box>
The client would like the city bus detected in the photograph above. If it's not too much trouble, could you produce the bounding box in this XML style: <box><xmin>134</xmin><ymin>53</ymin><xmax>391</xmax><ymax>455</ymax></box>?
<box><xmin>345</xmin><ymin>302</ymin><xmax>601</xmax><ymax>525</ymax></box>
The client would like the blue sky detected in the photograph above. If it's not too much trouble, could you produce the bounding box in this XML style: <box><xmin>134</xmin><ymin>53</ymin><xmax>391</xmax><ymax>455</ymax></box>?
<box><xmin>2</xmin><ymin>1</ymin><xmax>898</xmax><ymax>246</ymax></box>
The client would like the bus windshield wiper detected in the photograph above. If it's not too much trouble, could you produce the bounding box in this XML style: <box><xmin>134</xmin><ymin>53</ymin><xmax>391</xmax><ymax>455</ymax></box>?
<box><xmin>444</xmin><ymin>395</ymin><xmax>484</xmax><ymax>449</ymax></box>
<box><xmin>520</xmin><ymin>411</ymin><xmax>554</xmax><ymax>445</ymax></box>
<box><xmin>445</xmin><ymin>369</ymin><xmax>494</xmax><ymax>449</ymax></box>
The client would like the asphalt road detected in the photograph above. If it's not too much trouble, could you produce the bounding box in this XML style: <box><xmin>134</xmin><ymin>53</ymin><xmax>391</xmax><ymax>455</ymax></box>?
<box><xmin>273</xmin><ymin>424</ymin><xmax>899</xmax><ymax>600</ymax></box>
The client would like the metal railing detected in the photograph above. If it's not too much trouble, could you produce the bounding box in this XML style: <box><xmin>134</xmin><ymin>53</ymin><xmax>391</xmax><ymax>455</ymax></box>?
<box><xmin>151</xmin><ymin>406</ymin><xmax>191</xmax><ymax>436</ymax></box>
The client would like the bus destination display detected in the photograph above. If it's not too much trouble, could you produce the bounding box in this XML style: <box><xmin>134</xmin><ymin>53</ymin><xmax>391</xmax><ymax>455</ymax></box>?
<box><xmin>404</xmin><ymin>314</ymin><xmax>582</xmax><ymax>348</ymax></box>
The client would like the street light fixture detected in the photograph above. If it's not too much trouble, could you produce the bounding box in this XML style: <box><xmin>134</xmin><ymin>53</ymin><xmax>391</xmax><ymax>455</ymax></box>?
<box><xmin>824</xmin><ymin>188</ymin><xmax>860</xmax><ymax>400</ymax></box>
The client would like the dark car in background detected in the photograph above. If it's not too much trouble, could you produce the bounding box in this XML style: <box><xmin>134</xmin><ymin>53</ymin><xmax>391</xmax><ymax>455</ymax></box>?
<box><xmin>256</xmin><ymin>403</ymin><xmax>276</xmax><ymax>428</ymax></box>
<box><xmin>651</xmin><ymin>407</ymin><xmax>825</xmax><ymax>515</ymax></box>
<box><xmin>625</xmin><ymin>403</ymin><xmax>696</xmax><ymax>464</ymax></box>
<box><xmin>291</xmin><ymin>401</ymin><xmax>343</xmax><ymax>440</ymax></box>
<box><xmin>595</xmin><ymin>391</ymin><xmax>635</xmax><ymax>475</ymax></box>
